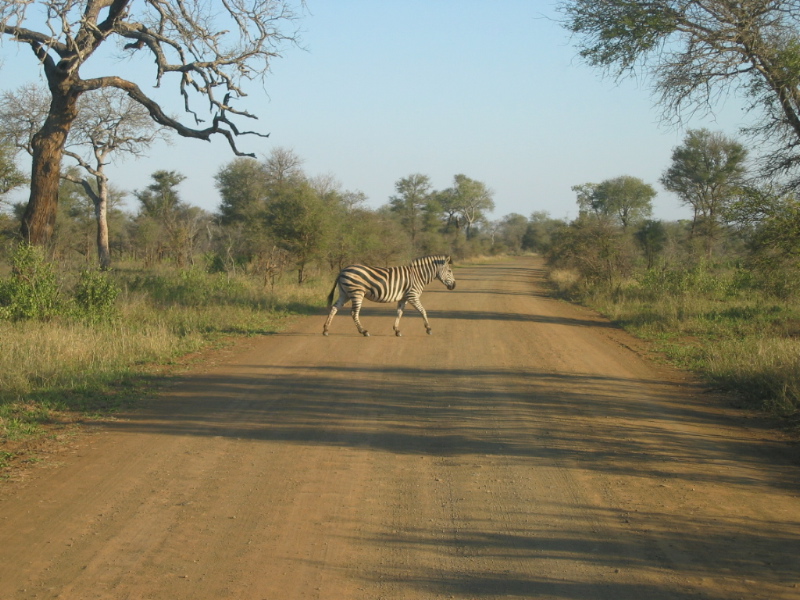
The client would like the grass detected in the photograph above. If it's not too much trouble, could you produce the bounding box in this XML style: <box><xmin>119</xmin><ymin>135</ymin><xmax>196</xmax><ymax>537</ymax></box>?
<box><xmin>551</xmin><ymin>266</ymin><xmax>800</xmax><ymax>419</ymax></box>
<box><xmin>0</xmin><ymin>263</ymin><xmax>330</xmax><ymax>473</ymax></box>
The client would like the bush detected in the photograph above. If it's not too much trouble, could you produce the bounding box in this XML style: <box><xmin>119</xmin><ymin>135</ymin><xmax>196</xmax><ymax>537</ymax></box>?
<box><xmin>72</xmin><ymin>269</ymin><xmax>120</xmax><ymax>323</ymax></box>
<box><xmin>0</xmin><ymin>244</ymin><xmax>61</xmax><ymax>321</ymax></box>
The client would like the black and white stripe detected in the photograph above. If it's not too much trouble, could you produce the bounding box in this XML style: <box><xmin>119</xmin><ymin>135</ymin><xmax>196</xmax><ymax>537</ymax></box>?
<box><xmin>323</xmin><ymin>255</ymin><xmax>456</xmax><ymax>337</ymax></box>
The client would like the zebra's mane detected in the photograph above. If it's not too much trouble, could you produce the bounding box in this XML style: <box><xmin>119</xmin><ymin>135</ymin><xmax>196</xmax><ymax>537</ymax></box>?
<box><xmin>410</xmin><ymin>255</ymin><xmax>447</xmax><ymax>267</ymax></box>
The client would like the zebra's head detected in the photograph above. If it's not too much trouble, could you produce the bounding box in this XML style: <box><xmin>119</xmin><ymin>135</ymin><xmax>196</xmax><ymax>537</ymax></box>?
<box><xmin>437</xmin><ymin>256</ymin><xmax>456</xmax><ymax>290</ymax></box>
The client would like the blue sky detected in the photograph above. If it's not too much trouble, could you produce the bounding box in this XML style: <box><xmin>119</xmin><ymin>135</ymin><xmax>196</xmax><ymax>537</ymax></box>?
<box><xmin>1</xmin><ymin>1</ymin><xmax>748</xmax><ymax>222</ymax></box>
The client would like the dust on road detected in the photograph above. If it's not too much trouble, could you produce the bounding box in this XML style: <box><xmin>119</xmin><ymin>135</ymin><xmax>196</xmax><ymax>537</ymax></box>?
<box><xmin>1</xmin><ymin>256</ymin><xmax>798</xmax><ymax>600</ymax></box>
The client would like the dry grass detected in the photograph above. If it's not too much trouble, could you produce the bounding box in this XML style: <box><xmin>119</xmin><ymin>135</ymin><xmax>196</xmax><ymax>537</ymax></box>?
<box><xmin>0</xmin><ymin>267</ymin><xmax>330</xmax><ymax>455</ymax></box>
<box><xmin>553</xmin><ymin>267</ymin><xmax>800</xmax><ymax>418</ymax></box>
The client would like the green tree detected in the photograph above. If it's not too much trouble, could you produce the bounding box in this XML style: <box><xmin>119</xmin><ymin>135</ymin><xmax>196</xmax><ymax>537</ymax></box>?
<box><xmin>729</xmin><ymin>185</ymin><xmax>800</xmax><ymax>296</ymax></box>
<box><xmin>389</xmin><ymin>174</ymin><xmax>433</xmax><ymax>249</ymax></box>
<box><xmin>266</xmin><ymin>182</ymin><xmax>331</xmax><ymax>284</ymax></box>
<box><xmin>559</xmin><ymin>0</ymin><xmax>800</xmax><ymax>188</ymax></box>
<box><xmin>571</xmin><ymin>183</ymin><xmax>599</xmax><ymax>217</ymax></box>
<box><xmin>136</xmin><ymin>171</ymin><xmax>186</xmax><ymax>221</ymax></box>
<box><xmin>215</xmin><ymin>158</ymin><xmax>270</xmax><ymax>226</ymax></box>
<box><xmin>661</xmin><ymin>129</ymin><xmax>747</xmax><ymax>257</ymax></box>
<box><xmin>593</xmin><ymin>176</ymin><xmax>655</xmax><ymax>229</ymax></box>
<box><xmin>635</xmin><ymin>219</ymin><xmax>668</xmax><ymax>269</ymax></box>
<box><xmin>496</xmin><ymin>213</ymin><xmax>529</xmax><ymax>253</ymax></box>
<box><xmin>134</xmin><ymin>170</ymin><xmax>209</xmax><ymax>267</ymax></box>
<box><xmin>522</xmin><ymin>211</ymin><xmax>565</xmax><ymax>254</ymax></box>
<box><xmin>450</xmin><ymin>174</ymin><xmax>495</xmax><ymax>239</ymax></box>
<box><xmin>433</xmin><ymin>188</ymin><xmax>462</xmax><ymax>234</ymax></box>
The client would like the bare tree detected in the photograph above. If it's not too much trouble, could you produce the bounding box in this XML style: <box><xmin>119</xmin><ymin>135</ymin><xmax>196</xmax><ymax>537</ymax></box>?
<box><xmin>0</xmin><ymin>0</ymin><xmax>302</xmax><ymax>245</ymax></box>
<box><xmin>263</xmin><ymin>146</ymin><xmax>306</xmax><ymax>188</ymax></box>
<box><xmin>1</xmin><ymin>85</ymin><xmax>169</xmax><ymax>268</ymax></box>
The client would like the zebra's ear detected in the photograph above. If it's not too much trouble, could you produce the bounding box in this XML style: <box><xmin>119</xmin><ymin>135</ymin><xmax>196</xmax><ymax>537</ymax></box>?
<box><xmin>446</xmin><ymin>256</ymin><xmax>452</xmax><ymax>265</ymax></box>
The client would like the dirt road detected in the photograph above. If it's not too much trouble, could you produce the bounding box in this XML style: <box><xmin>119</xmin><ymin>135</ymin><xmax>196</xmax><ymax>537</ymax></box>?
<box><xmin>1</xmin><ymin>256</ymin><xmax>799</xmax><ymax>600</ymax></box>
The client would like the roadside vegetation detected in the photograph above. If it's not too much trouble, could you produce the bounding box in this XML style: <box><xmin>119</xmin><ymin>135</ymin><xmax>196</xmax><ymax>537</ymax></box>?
<box><xmin>543</xmin><ymin>131</ymin><xmax>800</xmax><ymax>420</ymax></box>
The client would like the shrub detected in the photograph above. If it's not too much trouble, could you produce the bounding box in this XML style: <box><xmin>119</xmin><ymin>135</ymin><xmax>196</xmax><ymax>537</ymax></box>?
<box><xmin>72</xmin><ymin>269</ymin><xmax>120</xmax><ymax>323</ymax></box>
<box><xmin>0</xmin><ymin>244</ymin><xmax>61</xmax><ymax>321</ymax></box>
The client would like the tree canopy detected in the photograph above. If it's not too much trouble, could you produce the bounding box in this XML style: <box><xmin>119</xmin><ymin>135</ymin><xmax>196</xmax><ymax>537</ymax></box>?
<box><xmin>559</xmin><ymin>0</ymin><xmax>800</xmax><ymax>188</ymax></box>
<box><xmin>661</xmin><ymin>128</ymin><xmax>747</xmax><ymax>255</ymax></box>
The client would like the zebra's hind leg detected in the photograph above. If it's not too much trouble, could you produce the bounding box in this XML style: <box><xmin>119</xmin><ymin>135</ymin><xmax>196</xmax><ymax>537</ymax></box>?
<box><xmin>323</xmin><ymin>285</ymin><xmax>348</xmax><ymax>336</ymax></box>
<box><xmin>322</xmin><ymin>305</ymin><xmax>337</xmax><ymax>336</ymax></box>
<box><xmin>351</xmin><ymin>295</ymin><xmax>370</xmax><ymax>337</ymax></box>
<box><xmin>393</xmin><ymin>300</ymin><xmax>406</xmax><ymax>337</ymax></box>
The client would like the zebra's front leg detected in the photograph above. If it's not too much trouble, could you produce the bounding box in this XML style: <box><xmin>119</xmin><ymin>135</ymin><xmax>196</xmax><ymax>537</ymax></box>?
<box><xmin>351</xmin><ymin>296</ymin><xmax>370</xmax><ymax>337</ymax></box>
<box><xmin>393</xmin><ymin>300</ymin><xmax>406</xmax><ymax>337</ymax></box>
<box><xmin>409</xmin><ymin>298</ymin><xmax>432</xmax><ymax>334</ymax></box>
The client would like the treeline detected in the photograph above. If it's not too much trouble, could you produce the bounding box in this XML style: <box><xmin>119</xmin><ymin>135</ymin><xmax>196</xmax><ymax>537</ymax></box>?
<box><xmin>0</xmin><ymin>146</ymin><xmax>539</xmax><ymax>281</ymax></box>
<box><xmin>545</xmin><ymin>128</ymin><xmax>800</xmax><ymax>299</ymax></box>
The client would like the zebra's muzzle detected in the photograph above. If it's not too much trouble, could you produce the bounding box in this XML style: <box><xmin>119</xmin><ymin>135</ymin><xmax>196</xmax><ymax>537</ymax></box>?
<box><xmin>447</xmin><ymin>282</ymin><xmax>456</xmax><ymax>290</ymax></box>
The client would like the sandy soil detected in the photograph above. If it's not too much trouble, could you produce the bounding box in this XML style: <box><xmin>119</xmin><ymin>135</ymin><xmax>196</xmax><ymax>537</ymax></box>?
<box><xmin>1</xmin><ymin>256</ymin><xmax>799</xmax><ymax>600</ymax></box>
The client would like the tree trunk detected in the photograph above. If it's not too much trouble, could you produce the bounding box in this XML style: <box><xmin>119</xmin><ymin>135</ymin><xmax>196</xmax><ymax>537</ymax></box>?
<box><xmin>94</xmin><ymin>179</ymin><xmax>112</xmax><ymax>270</ymax></box>
<box><xmin>21</xmin><ymin>89</ymin><xmax>80</xmax><ymax>245</ymax></box>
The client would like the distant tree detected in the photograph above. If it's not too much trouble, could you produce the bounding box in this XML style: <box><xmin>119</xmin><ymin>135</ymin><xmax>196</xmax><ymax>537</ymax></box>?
<box><xmin>661</xmin><ymin>129</ymin><xmax>747</xmax><ymax>257</ymax></box>
<box><xmin>571</xmin><ymin>183</ymin><xmax>599</xmax><ymax>217</ymax></box>
<box><xmin>263</xmin><ymin>147</ymin><xmax>306</xmax><ymax>189</ymax></box>
<box><xmin>497</xmin><ymin>213</ymin><xmax>529</xmax><ymax>253</ymax></box>
<box><xmin>215</xmin><ymin>158</ymin><xmax>270</xmax><ymax>226</ymax></box>
<box><xmin>374</xmin><ymin>207</ymin><xmax>414</xmax><ymax>265</ymax></box>
<box><xmin>389</xmin><ymin>174</ymin><xmax>432</xmax><ymax>249</ymax></box>
<box><xmin>1</xmin><ymin>0</ymin><xmax>302</xmax><ymax>246</ymax></box>
<box><xmin>635</xmin><ymin>219</ymin><xmax>668</xmax><ymax>269</ymax></box>
<box><xmin>593</xmin><ymin>176</ymin><xmax>656</xmax><ymax>229</ymax></box>
<box><xmin>433</xmin><ymin>188</ymin><xmax>462</xmax><ymax>234</ymax></box>
<box><xmin>450</xmin><ymin>174</ymin><xmax>495</xmax><ymax>239</ymax></box>
<box><xmin>136</xmin><ymin>171</ymin><xmax>186</xmax><ymax>221</ymax></box>
<box><xmin>522</xmin><ymin>211</ymin><xmax>565</xmax><ymax>254</ymax></box>
<box><xmin>266</xmin><ymin>182</ymin><xmax>331</xmax><ymax>284</ymax></box>
<box><xmin>0</xmin><ymin>144</ymin><xmax>26</xmax><ymax>205</ymax></box>
<box><xmin>134</xmin><ymin>170</ymin><xmax>209</xmax><ymax>266</ymax></box>
<box><xmin>559</xmin><ymin>0</ymin><xmax>800</xmax><ymax>188</ymax></box>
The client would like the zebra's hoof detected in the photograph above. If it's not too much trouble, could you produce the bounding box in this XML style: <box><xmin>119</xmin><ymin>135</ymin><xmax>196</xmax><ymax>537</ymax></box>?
<box><xmin>395</xmin><ymin>331</ymin><xmax>402</xmax><ymax>337</ymax></box>
<box><xmin>426</xmin><ymin>329</ymin><xmax>432</xmax><ymax>335</ymax></box>
<box><xmin>362</xmin><ymin>331</ymin><xmax>370</xmax><ymax>337</ymax></box>
<box><xmin>323</xmin><ymin>331</ymin><xmax>329</xmax><ymax>336</ymax></box>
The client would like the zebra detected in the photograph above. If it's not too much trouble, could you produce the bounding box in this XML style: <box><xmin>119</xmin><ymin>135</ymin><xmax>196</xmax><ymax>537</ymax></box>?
<box><xmin>323</xmin><ymin>255</ymin><xmax>456</xmax><ymax>337</ymax></box>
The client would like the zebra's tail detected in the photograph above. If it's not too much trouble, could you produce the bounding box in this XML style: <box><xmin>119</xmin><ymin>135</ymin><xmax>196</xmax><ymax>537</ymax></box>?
<box><xmin>327</xmin><ymin>278</ymin><xmax>338</xmax><ymax>308</ymax></box>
